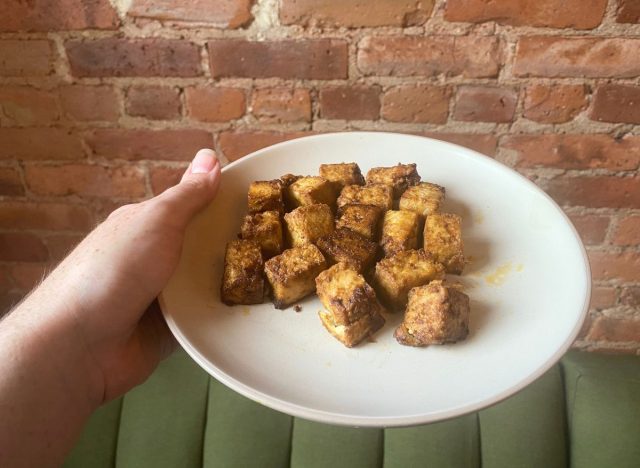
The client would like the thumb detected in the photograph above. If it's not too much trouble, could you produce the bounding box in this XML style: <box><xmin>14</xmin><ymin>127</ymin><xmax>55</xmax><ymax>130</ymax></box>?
<box><xmin>158</xmin><ymin>149</ymin><xmax>221</xmax><ymax>227</ymax></box>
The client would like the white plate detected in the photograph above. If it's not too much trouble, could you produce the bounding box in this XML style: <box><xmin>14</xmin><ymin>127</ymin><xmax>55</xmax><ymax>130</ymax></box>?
<box><xmin>160</xmin><ymin>132</ymin><xmax>590</xmax><ymax>427</ymax></box>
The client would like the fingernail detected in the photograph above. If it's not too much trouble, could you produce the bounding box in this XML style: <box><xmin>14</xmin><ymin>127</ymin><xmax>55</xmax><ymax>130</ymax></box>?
<box><xmin>191</xmin><ymin>149</ymin><xmax>217</xmax><ymax>174</ymax></box>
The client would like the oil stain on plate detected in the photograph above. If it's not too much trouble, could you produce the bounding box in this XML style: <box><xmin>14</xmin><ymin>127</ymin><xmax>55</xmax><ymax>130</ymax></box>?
<box><xmin>484</xmin><ymin>262</ymin><xmax>524</xmax><ymax>286</ymax></box>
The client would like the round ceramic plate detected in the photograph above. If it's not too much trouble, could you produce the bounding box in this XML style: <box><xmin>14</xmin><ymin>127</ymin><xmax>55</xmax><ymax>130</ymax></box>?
<box><xmin>160</xmin><ymin>132</ymin><xmax>590</xmax><ymax>427</ymax></box>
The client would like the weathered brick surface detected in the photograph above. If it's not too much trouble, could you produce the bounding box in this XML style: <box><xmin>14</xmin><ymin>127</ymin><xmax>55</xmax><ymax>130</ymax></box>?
<box><xmin>126</xmin><ymin>86</ymin><xmax>181</xmax><ymax>120</ymax></box>
<box><xmin>589</xmin><ymin>251</ymin><xmax>640</xmax><ymax>283</ymax></box>
<box><xmin>280</xmin><ymin>0</ymin><xmax>434</xmax><ymax>27</ymax></box>
<box><xmin>0</xmin><ymin>0</ymin><xmax>119</xmax><ymax>32</ymax></box>
<box><xmin>59</xmin><ymin>85</ymin><xmax>120</xmax><ymax>122</ymax></box>
<box><xmin>590</xmin><ymin>84</ymin><xmax>640</xmax><ymax>124</ymax></box>
<box><xmin>9</xmin><ymin>263</ymin><xmax>48</xmax><ymax>291</ymax></box>
<box><xmin>613</xmin><ymin>215</ymin><xmax>640</xmax><ymax>246</ymax></box>
<box><xmin>251</xmin><ymin>88</ymin><xmax>311</xmax><ymax>123</ymax></box>
<box><xmin>454</xmin><ymin>86</ymin><xmax>517</xmax><ymax>123</ymax></box>
<box><xmin>616</xmin><ymin>0</ymin><xmax>640</xmax><ymax>23</ymax></box>
<box><xmin>0</xmin><ymin>167</ymin><xmax>24</xmax><ymax>196</ymax></box>
<box><xmin>546</xmin><ymin>176</ymin><xmax>640</xmax><ymax>209</ymax></box>
<box><xmin>422</xmin><ymin>133</ymin><xmax>498</xmax><ymax>156</ymax></box>
<box><xmin>0</xmin><ymin>233</ymin><xmax>48</xmax><ymax>262</ymax></box>
<box><xmin>0</xmin><ymin>87</ymin><xmax>59</xmax><ymax>126</ymax></box>
<box><xmin>149</xmin><ymin>166</ymin><xmax>186</xmax><ymax>195</ymax></box>
<box><xmin>358</xmin><ymin>36</ymin><xmax>502</xmax><ymax>78</ymax></box>
<box><xmin>320</xmin><ymin>86</ymin><xmax>381</xmax><ymax>121</ymax></box>
<box><xmin>219</xmin><ymin>131</ymin><xmax>312</xmax><ymax>161</ymax></box>
<box><xmin>128</xmin><ymin>0</ymin><xmax>253</xmax><ymax>28</ymax></box>
<box><xmin>523</xmin><ymin>84</ymin><xmax>587</xmax><ymax>123</ymax></box>
<box><xmin>382</xmin><ymin>86</ymin><xmax>450</xmax><ymax>123</ymax></box>
<box><xmin>591</xmin><ymin>286</ymin><xmax>617</xmax><ymax>310</ymax></box>
<box><xmin>208</xmin><ymin>39</ymin><xmax>348</xmax><ymax>79</ymax></box>
<box><xmin>507</xmin><ymin>134</ymin><xmax>640</xmax><ymax>170</ymax></box>
<box><xmin>86</xmin><ymin>129</ymin><xmax>213</xmax><ymax>161</ymax></box>
<box><xmin>66</xmin><ymin>39</ymin><xmax>202</xmax><ymax>77</ymax></box>
<box><xmin>44</xmin><ymin>234</ymin><xmax>84</xmax><ymax>261</ymax></box>
<box><xmin>0</xmin><ymin>129</ymin><xmax>84</xmax><ymax>161</ymax></box>
<box><xmin>588</xmin><ymin>317</ymin><xmax>640</xmax><ymax>342</ymax></box>
<box><xmin>0</xmin><ymin>40</ymin><xmax>52</xmax><ymax>76</ymax></box>
<box><xmin>0</xmin><ymin>202</ymin><xmax>92</xmax><ymax>231</ymax></box>
<box><xmin>445</xmin><ymin>0</ymin><xmax>606</xmax><ymax>29</ymax></box>
<box><xmin>185</xmin><ymin>87</ymin><xmax>246</xmax><ymax>122</ymax></box>
<box><xmin>620</xmin><ymin>287</ymin><xmax>640</xmax><ymax>307</ymax></box>
<box><xmin>514</xmin><ymin>37</ymin><xmax>640</xmax><ymax>78</ymax></box>
<box><xmin>568</xmin><ymin>214</ymin><xmax>610</xmax><ymax>246</ymax></box>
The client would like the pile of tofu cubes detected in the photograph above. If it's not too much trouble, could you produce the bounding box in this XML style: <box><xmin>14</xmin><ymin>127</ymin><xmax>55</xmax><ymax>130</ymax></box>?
<box><xmin>221</xmin><ymin>163</ymin><xmax>470</xmax><ymax>348</ymax></box>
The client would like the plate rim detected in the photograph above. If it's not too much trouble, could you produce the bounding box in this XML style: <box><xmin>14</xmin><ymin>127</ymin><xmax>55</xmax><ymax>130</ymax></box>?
<box><xmin>159</xmin><ymin>131</ymin><xmax>591</xmax><ymax>427</ymax></box>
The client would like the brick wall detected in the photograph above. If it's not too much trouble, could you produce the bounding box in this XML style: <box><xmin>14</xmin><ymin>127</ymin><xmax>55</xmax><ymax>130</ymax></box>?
<box><xmin>0</xmin><ymin>0</ymin><xmax>638</xmax><ymax>353</ymax></box>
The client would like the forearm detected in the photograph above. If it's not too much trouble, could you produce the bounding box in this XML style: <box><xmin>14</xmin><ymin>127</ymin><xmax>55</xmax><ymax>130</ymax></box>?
<box><xmin>0</xmin><ymin>283</ymin><xmax>101</xmax><ymax>467</ymax></box>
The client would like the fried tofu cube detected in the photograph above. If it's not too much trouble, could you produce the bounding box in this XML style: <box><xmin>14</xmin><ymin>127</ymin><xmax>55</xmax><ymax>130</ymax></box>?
<box><xmin>381</xmin><ymin>210</ymin><xmax>421</xmax><ymax>257</ymax></box>
<box><xmin>316</xmin><ymin>263</ymin><xmax>386</xmax><ymax>347</ymax></box>
<box><xmin>395</xmin><ymin>280</ymin><xmax>470</xmax><ymax>346</ymax></box>
<box><xmin>336</xmin><ymin>204</ymin><xmax>383</xmax><ymax>241</ymax></box>
<box><xmin>374</xmin><ymin>249</ymin><xmax>445</xmax><ymax>311</ymax></box>
<box><xmin>264</xmin><ymin>244</ymin><xmax>327</xmax><ymax>309</ymax></box>
<box><xmin>337</xmin><ymin>184</ymin><xmax>393</xmax><ymax>213</ymax></box>
<box><xmin>240</xmin><ymin>210</ymin><xmax>283</xmax><ymax>258</ymax></box>
<box><xmin>280</xmin><ymin>173</ymin><xmax>302</xmax><ymax>188</ymax></box>
<box><xmin>316</xmin><ymin>228</ymin><xmax>378</xmax><ymax>273</ymax></box>
<box><xmin>399</xmin><ymin>182</ymin><xmax>445</xmax><ymax>217</ymax></box>
<box><xmin>286</xmin><ymin>176</ymin><xmax>337</xmax><ymax>209</ymax></box>
<box><xmin>423</xmin><ymin>212</ymin><xmax>465</xmax><ymax>274</ymax></box>
<box><xmin>284</xmin><ymin>204</ymin><xmax>334</xmax><ymax>247</ymax></box>
<box><xmin>366</xmin><ymin>163</ymin><xmax>421</xmax><ymax>198</ymax></box>
<box><xmin>221</xmin><ymin>240</ymin><xmax>265</xmax><ymax>305</ymax></box>
<box><xmin>248</xmin><ymin>180</ymin><xmax>284</xmax><ymax>214</ymax></box>
<box><xmin>319</xmin><ymin>163</ymin><xmax>365</xmax><ymax>192</ymax></box>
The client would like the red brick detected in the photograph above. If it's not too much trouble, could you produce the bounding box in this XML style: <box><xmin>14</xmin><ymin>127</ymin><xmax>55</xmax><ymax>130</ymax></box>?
<box><xmin>0</xmin><ymin>201</ymin><xmax>92</xmax><ymax>231</ymax></box>
<box><xmin>59</xmin><ymin>85</ymin><xmax>120</xmax><ymax>122</ymax></box>
<box><xmin>149</xmin><ymin>165</ymin><xmax>187</xmax><ymax>195</ymax></box>
<box><xmin>93</xmin><ymin>200</ymin><xmax>131</xmax><ymax>222</ymax></box>
<box><xmin>0</xmin><ymin>40</ymin><xmax>52</xmax><ymax>76</ymax></box>
<box><xmin>66</xmin><ymin>39</ymin><xmax>202</xmax><ymax>77</ymax></box>
<box><xmin>577</xmin><ymin>311</ymin><xmax>593</xmax><ymax>339</ymax></box>
<box><xmin>568</xmin><ymin>214</ymin><xmax>610</xmax><ymax>246</ymax></box>
<box><xmin>613</xmin><ymin>215</ymin><xmax>640</xmax><ymax>246</ymax></box>
<box><xmin>546</xmin><ymin>176</ymin><xmax>640</xmax><ymax>209</ymax></box>
<box><xmin>185</xmin><ymin>87</ymin><xmax>246</xmax><ymax>122</ymax></box>
<box><xmin>588</xmin><ymin>317</ymin><xmax>640</xmax><ymax>342</ymax></box>
<box><xmin>128</xmin><ymin>0</ymin><xmax>253</xmax><ymax>27</ymax></box>
<box><xmin>0</xmin><ymin>292</ymin><xmax>24</xmax><ymax>314</ymax></box>
<box><xmin>445</xmin><ymin>0</ymin><xmax>606</xmax><ymax>29</ymax></box>
<box><xmin>126</xmin><ymin>86</ymin><xmax>181</xmax><ymax>120</ymax></box>
<box><xmin>86</xmin><ymin>129</ymin><xmax>213</xmax><ymax>162</ymax></box>
<box><xmin>0</xmin><ymin>0</ymin><xmax>118</xmax><ymax>32</ymax></box>
<box><xmin>382</xmin><ymin>85</ymin><xmax>450</xmax><ymax>124</ymax></box>
<box><xmin>523</xmin><ymin>84</ymin><xmax>587</xmax><ymax>123</ymax></box>
<box><xmin>320</xmin><ymin>86</ymin><xmax>381</xmax><ymax>121</ymax></box>
<box><xmin>280</xmin><ymin>0</ymin><xmax>434</xmax><ymax>27</ymax></box>
<box><xmin>0</xmin><ymin>128</ymin><xmax>84</xmax><ymax>161</ymax></box>
<box><xmin>590</xmin><ymin>84</ymin><xmax>640</xmax><ymax>124</ymax></box>
<box><xmin>251</xmin><ymin>88</ymin><xmax>311</xmax><ymax>123</ymax></box>
<box><xmin>0</xmin><ymin>86</ymin><xmax>59</xmax><ymax>125</ymax></box>
<box><xmin>0</xmin><ymin>167</ymin><xmax>24</xmax><ymax>196</ymax></box>
<box><xmin>44</xmin><ymin>234</ymin><xmax>84</xmax><ymax>261</ymax></box>
<box><xmin>25</xmin><ymin>164</ymin><xmax>146</xmax><ymax>198</ymax></box>
<box><xmin>9</xmin><ymin>263</ymin><xmax>48</xmax><ymax>291</ymax></box>
<box><xmin>219</xmin><ymin>131</ymin><xmax>312</xmax><ymax>162</ymax></box>
<box><xmin>454</xmin><ymin>86</ymin><xmax>516</xmax><ymax>123</ymax></box>
<box><xmin>0</xmin><ymin>233</ymin><xmax>48</xmax><ymax>262</ymax></box>
<box><xmin>616</xmin><ymin>0</ymin><xmax>640</xmax><ymax>23</ymax></box>
<box><xmin>591</xmin><ymin>286</ymin><xmax>617</xmax><ymax>309</ymax></box>
<box><xmin>514</xmin><ymin>36</ymin><xmax>640</xmax><ymax>78</ymax></box>
<box><xmin>507</xmin><ymin>134</ymin><xmax>640</xmax><ymax>170</ymax></box>
<box><xmin>620</xmin><ymin>287</ymin><xmax>640</xmax><ymax>307</ymax></box>
<box><xmin>422</xmin><ymin>133</ymin><xmax>498</xmax><ymax>157</ymax></box>
<box><xmin>0</xmin><ymin>268</ymin><xmax>11</xmax><ymax>293</ymax></box>
<box><xmin>358</xmin><ymin>36</ymin><xmax>502</xmax><ymax>78</ymax></box>
<box><xmin>208</xmin><ymin>39</ymin><xmax>348</xmax><ymax>79</ymax></box>
<box><xmin>588</xmin><ymin>250</ymin><xmax>640</xmax><ymax>282</ymax></box>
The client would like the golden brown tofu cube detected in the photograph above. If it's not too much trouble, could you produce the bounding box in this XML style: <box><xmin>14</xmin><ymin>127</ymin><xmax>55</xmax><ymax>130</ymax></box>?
<box><xmin>366</xmin><ymin>163</ymin><xmax>421</xmax><ymax>198</ymax></box>
<box><xmin>240</xmin><ymin>210</ymin><xmax>283</xmax><ymax>258</ymax></box>
<box><xmin>337</xmin><ymin>184</ymin><xmax>393</xmax><ymax>213</ymax></box>
<box><xmin>399</xmin><ymin>182</ymin><xmax>445</xmax><ymax>217</ymax></box>
<box><xmin>286</xmin><ymin>176</ymin><xmax>337</xmax><ymax>209</ymax></box>
<box><xmin>284</xmin><ymin>204</ymin><xmax>334</xmax><ymax>247</ymax></box>
<box><xmin>335</xmin><ymin>204</ymin><xmax>383</xmax><ymax>241</ymax></box>
<box><xmin>374</xmin><ymin>249</ymin><xmax>445</xmax><ymax>311</ymax></box>
<box><xmin>280</xmin><ymin>173</ymin><xmax>302</xmax><ymax>188</ymax></box>
<box><xmin>395</xmin><ymin>280</ymin><xmax>470</xmax><ymax>346</ymax></box>
<box><xmin>316</xmin><ymin>263</ymin><xmax>385</xmax><ymax>347</ymax></box>
<box><xmin>316</xmin><ymin>228</ymin><xmax>378</xmax><ymax>273</ymax></box>
<box><xmin>319</xmin><ymin>163</ymin><xmax>365</xmax><ymax>193</ymax></box>
<box><xmin>221</xmin><ymin>240</ymin><xmax>264</xmax><ymax>305</ymax></box>
<box><xmin>248</xmin><ymin>180</ymin><xmax>284</xmax><ymax>214</ymax></box>
<box><xmin>264</xmin><ymin>244</ymin><xmax>327</xmax><ymax>309</ymax></box>
<box><xmin>381</xmin><ymin>210</ymin><xmax>421</xmax><ymax>257</ymax></box>
<box><xmin>423</xmin><ymin>212</ymin><xmax>465</xmax><ymax>274</ymax></box>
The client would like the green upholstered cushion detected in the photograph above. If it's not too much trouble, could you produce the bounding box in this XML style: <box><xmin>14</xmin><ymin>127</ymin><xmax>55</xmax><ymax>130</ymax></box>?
<box><xmin>562</xmin><ymin>351</ymin><xmax>640</xmax><ymax>468</ymax></box>
<box><xmin>478</xmin><ymin>365</ymin><xmax>568</xmax><ymax>468</ymax></box>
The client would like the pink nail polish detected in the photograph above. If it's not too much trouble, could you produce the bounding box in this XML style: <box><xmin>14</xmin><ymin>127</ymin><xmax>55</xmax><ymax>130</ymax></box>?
<box><xmin>191</xmin><ymin>149</ymin><xmax>217</xmax><ymax>174</ymax></box>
